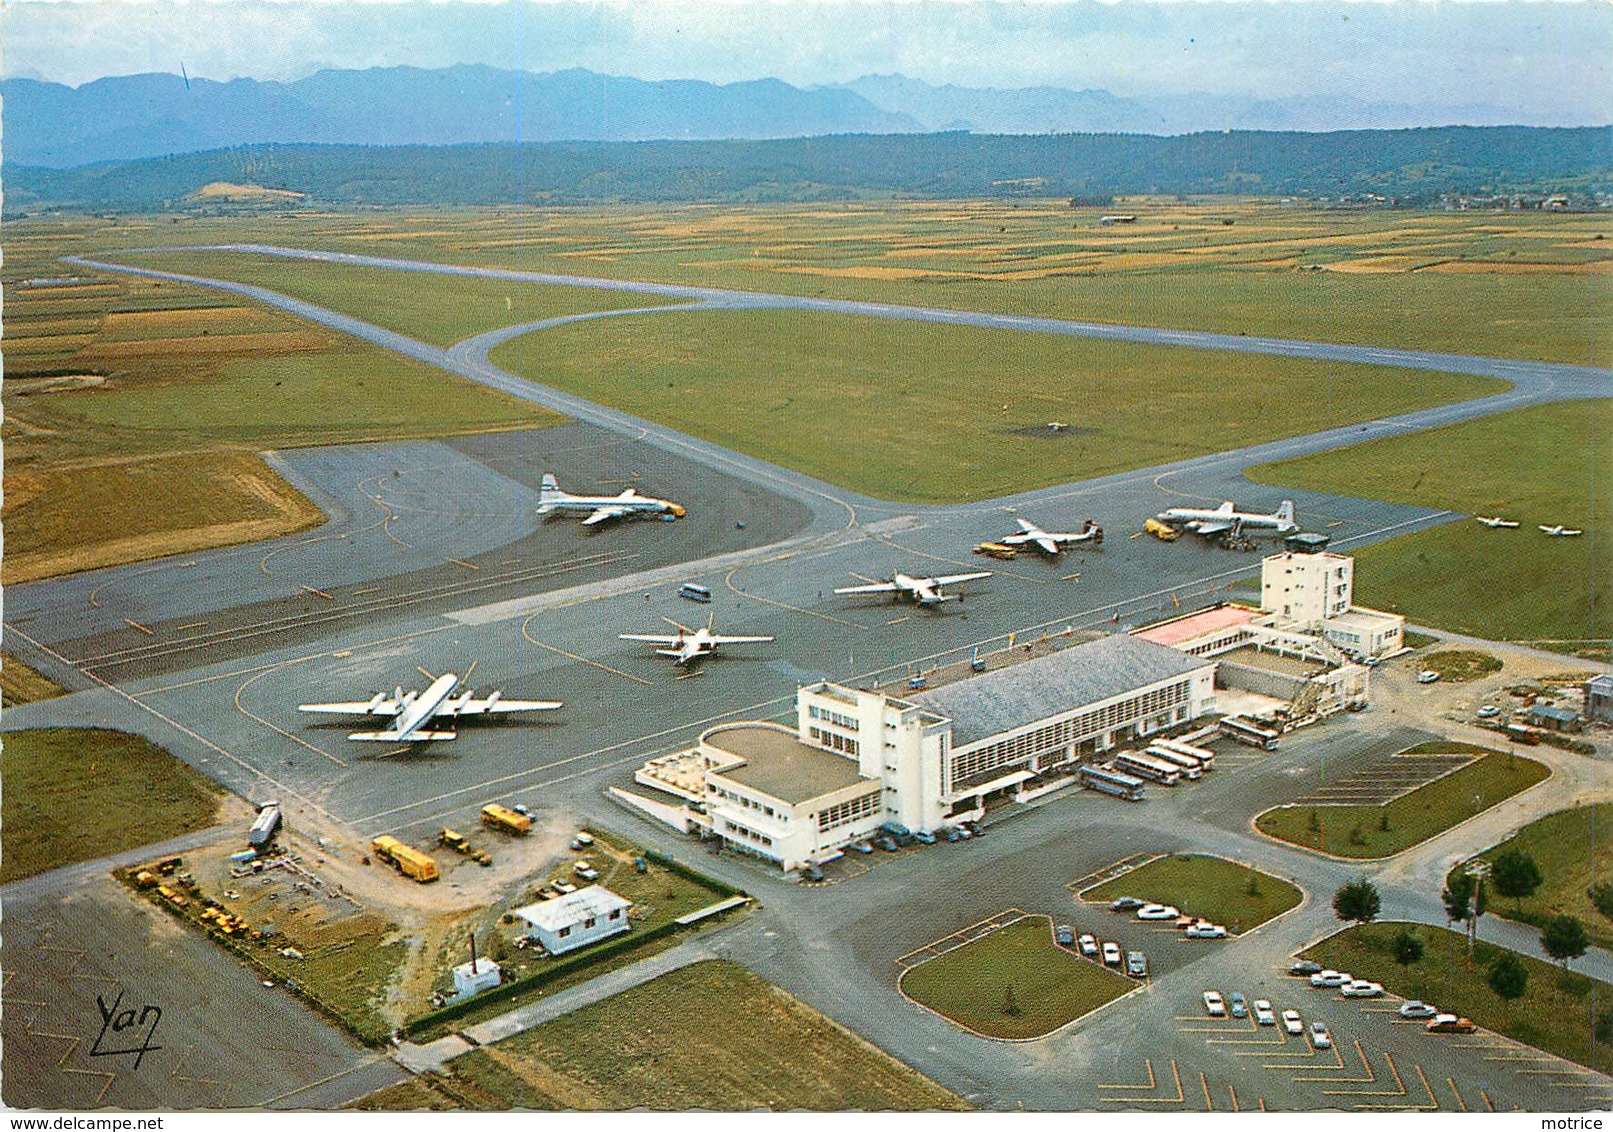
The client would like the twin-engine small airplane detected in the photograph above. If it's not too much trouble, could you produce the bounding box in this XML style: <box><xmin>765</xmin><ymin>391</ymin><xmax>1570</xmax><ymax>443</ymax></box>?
<box><xmin>537</xmin><ymin>473</ymin><xmax>685</xmax><ymax>526</ymax></box>
<box><xmin>620</xmin><ymin>614</ymin><xmax>774</xmax><ymax>665</ymax></box>
<box><xmin>1155</xmin><ymin>500</ymin><xmax>1298</xmax><ymax>538</ymax></box>
<box><xmin>999</xmin><ymin>517</ymin><xmax>1103</xmax><ymax>556</ymax></box>
<box><xmin>298</xmin><ymin>667</ymin><xmax>562</xmax><ymax>743</ymax></box>
<box><xmin>1475</xmin><ymin>516</ymin><xmax>1521</xmax><ymax>528</ymax></box>
<box><xmin>1539</xmin><ymin>524</ymin><xmax>1584</xmax><ymax>537</ymax></box>
<box><xmin>835</xmin><ymin>569</ymin><xmax>993</xmax><ymax>606</ymax></box>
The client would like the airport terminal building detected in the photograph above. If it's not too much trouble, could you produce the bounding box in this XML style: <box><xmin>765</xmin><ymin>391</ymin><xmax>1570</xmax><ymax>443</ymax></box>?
<box><xmin>617</xmin><ymin>633</ymin><xmax>1217</xmax><ymax>870</ymax></box>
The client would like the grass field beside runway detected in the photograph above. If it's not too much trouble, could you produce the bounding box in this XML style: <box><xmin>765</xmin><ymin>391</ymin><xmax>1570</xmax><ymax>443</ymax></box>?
<box><xmin>900</xmin><ymin>915</ymin><xmax>1134</xmax><ymax>1039</ymax></box>
<box><xmin>0</xmin><ymin>655</ymin><xmax>66</xmax><ymax>707</ymax></box>
<box><xmin>1304</xmin><ymin>923</ymin><xmax>1611</xmax><ymax>1071</ymax></box>
<box><xmin>0</xmin><ymin>728</ymin><xmax>227</xmax><ymax>883</ymax></box>
<box><xmin>490</xmin><ymin>307</ymin><xmax>1504</xmax><ymax>503</ymax></box>
<box><xmin>1083</xmin><ymin>853</ymin><xmax>1302</xmax><ymax>933</ymax></box>
<box><xmin>1453</xmin><ymin>805</ymin><xmax>1613</xmax><ymax>951</ymax></box>
<box><xmin>1255</xmin><ymin>744</ymin><xmax>1549</xmax><ymax>859</ymax></box>
<box><xmin>1248</xmin><ymin>400</ymin><xmax>1612</xmax><ymax>661</ymax></box>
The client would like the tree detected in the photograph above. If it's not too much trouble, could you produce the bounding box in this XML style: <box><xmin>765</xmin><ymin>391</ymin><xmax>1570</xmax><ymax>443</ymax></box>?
<box><xmin>1333</xmin><ymin>879</ymin><xmax>1381</xmax><ymax>924</ymax></box>
<box><xmin>1591</xmin><ymin>882</ymin><xmax>1613</xmax><ymax>923</ymax></box>
<box><xmin>1393</xmin><ymin>930</ymin><xmax>1425</xmax><ymax>965</ymax></box>
<box><xmin>1487</xmin><ymin>953</ymin><xmax>1529</xmax><ymax>1005</ymax></box>
<box><xmin>1003</xmin><ymin>983</ymin><xmax>1022</xmax><ymax>1017</ymax></box>
<box><xmin>1490</xmin><ymin>850</ymin><xmax>1543</xmax><ymax>911</ymax></box>
<box><xmin>1541</xmin><ymin>914</ymin><xmax>1590</xmax><ymax>969</ymax></box>
<box><xmin>1443</xmin><ymin>872</ymin><xmax>1473</xmax><ymax>926</ymax></box>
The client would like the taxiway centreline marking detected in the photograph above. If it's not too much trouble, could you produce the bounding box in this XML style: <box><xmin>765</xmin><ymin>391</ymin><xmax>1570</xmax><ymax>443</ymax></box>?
<box><xmin>520</xmin><ymin>619</ymin><xmax>652</xmax><ymax>687</ymax></box>
<box><xmin>723</xmin><ymin>566</ymin><xmax>868</xmax><ymax>631</ymax></box>
<box><xmin>233</xmin><ymin>661</ymin><xmax>347</xmax><ymax>768</ymax></box>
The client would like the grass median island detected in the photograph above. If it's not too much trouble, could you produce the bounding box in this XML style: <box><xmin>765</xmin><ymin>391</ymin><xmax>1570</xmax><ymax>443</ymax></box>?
<box><xmin>491</xmin><ymin>307</ymin><xmax>1503</xmax><ymax>503</ymax></box>
<box><xmin>1455</xmin><ymin>804</ymin><xmax>1613</xmax><ymax>951</ymax></box>
<box><xmin>1</xmin><ymin>728</ymin><xmax>226</xmax><ymax>883</ymax></box>
<box><xmin>899</xmin><ymin>915</ymin><xmax>1133</xmax><ymax>1040</ymax></box>
<box><xmin>1082</xmin><ymin>853</ymin><xmax>1302</xmax><ymax>933</ymax></box>
<box><xmin>1248</xmin><ymin>399</ymin><xmax>1612</xmax><ymax>662</ymax></box>
<box><xmin>1303</xmin><ymin>923</ymin><xmax>1611</xmax><ymax>1071</ymax></box>
<box><xmin>1256</xmin><ymin>743</ymin><xmax>1549</xmax><ymax>859</ymax></box>
<box><xmin>440</xmin><ymin>960</ymin><xmax>969</xmax><ymax>1110</ymax></box>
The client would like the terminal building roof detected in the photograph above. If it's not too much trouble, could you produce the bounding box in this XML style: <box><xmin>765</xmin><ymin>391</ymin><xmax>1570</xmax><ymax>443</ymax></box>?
<box><xmin>705</xmin><ymin>724</ymin><xmax>869</xmax><ymax>804</ymax></box>
<box><xmin>909</xmin><ymin>633</ymin><xmax>1212</xmax><ymax>748</ymax></box>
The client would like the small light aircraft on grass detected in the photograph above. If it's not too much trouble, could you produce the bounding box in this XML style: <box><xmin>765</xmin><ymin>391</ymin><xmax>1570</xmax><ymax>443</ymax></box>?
<box><xmin>537</xmin><ymin>473</ymin><xmax>684</xmax><ymax>526</ymax></box>
<box><xmin>1155</xmin><ymin>499</ymin><xmax>1297</xmax><ymax>539</ymax></box>
<box><xmin>298</xmin><ymin>663</ymin><xmax>562</xmax><ymax>743</ymax></box>
<box><xmin>620</xmin><ymin>614</ymin><xmax>774</xmax><ymax>665</ymax></box>
<box><xmin>999</xmin><ymin>517</ymin><xmax>1103</xmax><ymax>556</ymax></box>
<box><xmin>834</xmin><ymin>569</ymin><xmax>993</xmax><ymax>606</ymax></box>
<box><xmin>1539</xmin><ymin>524</ymin><xmax>1584</xmax><ymax>537</ymax></box>
<box><xmin>1475</xmin><ymin>516</ymin><xmax>1520</xmax><ymax>528</ymax></box>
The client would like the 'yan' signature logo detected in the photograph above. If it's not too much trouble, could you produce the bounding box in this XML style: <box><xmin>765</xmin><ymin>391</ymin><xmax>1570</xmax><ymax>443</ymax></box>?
<box><xmin>91</xmin><ymin>991</ymin><xmax>162</xmax><ymax>1069</ymax></box>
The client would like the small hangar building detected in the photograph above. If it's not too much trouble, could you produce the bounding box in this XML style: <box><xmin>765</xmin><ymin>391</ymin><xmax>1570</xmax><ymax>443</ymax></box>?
<box><xmin>514</xmin><ymin>887</ymin><xmax>632</xmax><ymax>955</ymax></box>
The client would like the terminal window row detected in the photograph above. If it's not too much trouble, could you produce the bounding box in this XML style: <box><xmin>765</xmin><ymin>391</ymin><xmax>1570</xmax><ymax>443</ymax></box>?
<box><xmin>816</xmin><ymin>790</ymin><xmax>881</xmax><ymax>833</ymax></box>
<box><xmin>809</xmin><ymin>726</ymin><xmax>860</xmax><ymax>757</ymax></box>
<box><xmin>721</xmin><ymin>818</ymin><xmax>774</xmax><ymax>848</ymax></box>
<box><xmin>808</xmin><ymin>705</ymin><xmax>860</xmax><ymax>731</ymax></box>
<box><xmin>708</xmin><ymin>785</ymin><xmax>787</xmax><ymax>822</ymax></box>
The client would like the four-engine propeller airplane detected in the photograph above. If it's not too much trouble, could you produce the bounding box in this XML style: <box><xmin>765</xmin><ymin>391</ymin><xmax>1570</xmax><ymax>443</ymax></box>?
<box><xmin>538</xmin><ymin>473</ymin><xmax>685</xmax><ymax>526</ymax></box>
<box><xmin>835</xmin><ymin>569</ymin><xmax>993</xmax><ymax>606</ymax></box>
<box><xmin>1475</xmin><ymin>516</ymin><xmax>1521</xmax><ymax>528</ymax></box>
<box><xmin>1539</xmin><ymin>524</ymin><xmax>1584</xmax><ymax>537</ymax></box>
<box><xmin>299</xmin><ymin>664</ymin><xmax>562</xmax><ymax>743</ymax></box>
<box><xmin>620</xmin><ymin>614</ymin><xmax>774</xmax><ymax>665</ymax></box>
<box><xmin>999</xmin><ymin>517</ymin><xmax>1103</xmax><ymax>556</ymax></box>
<box><xmin>1155</xmin><ymin>499</ymin><xmax>1298</xmax><ymax>539</ymax></box>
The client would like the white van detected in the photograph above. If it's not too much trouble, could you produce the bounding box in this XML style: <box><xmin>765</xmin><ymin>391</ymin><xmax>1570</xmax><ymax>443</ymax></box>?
<box><xmin>678</xmin><ymin>582</ymin><xmax>713</xmax><ymax>603</ymax></box>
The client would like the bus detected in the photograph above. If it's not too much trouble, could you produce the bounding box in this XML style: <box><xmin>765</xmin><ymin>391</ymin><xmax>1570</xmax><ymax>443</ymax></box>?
<box><xmin>1112</xmin><ymin>751</ymin><xmax>1183</xmax><ymax>786</ymax></box>
<box><xmin>677</xmin><ymin>582</ymin><xmax>713</xmax><ymax>603</ymax></box>
<box><xmin>1218</xmin><ymin>715</ymin><xmax>1281</xmax><ymax>750</ymax></box>
<box><xmin>1079</xmin><ymin>764</ymin><xmax>1145</xmax><ymax>802</ymax></box>
<box><xmin>1150</xmin><ymin>737</ymin><xmax>1216</xmax><ymax>772</ymax></box>
<box><xmin>1143</xmin><ymin>745</ymin><xmax>1203</xmax><ymax>780</ymax></box>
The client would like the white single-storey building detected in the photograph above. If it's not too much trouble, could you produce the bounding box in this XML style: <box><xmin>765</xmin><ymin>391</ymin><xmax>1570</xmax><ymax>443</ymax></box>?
<box><xmin>513</xmin><ymin>887</ymin><xmax>632</xmax><ymax>956</ymax></box>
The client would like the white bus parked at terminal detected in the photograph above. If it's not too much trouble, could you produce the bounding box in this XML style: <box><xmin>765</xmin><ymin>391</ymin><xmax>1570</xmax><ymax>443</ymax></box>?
<box><xmin>1112</xmin><ymin>751</ymin><xmax>1183</xmax><ymax>786</ymax></box>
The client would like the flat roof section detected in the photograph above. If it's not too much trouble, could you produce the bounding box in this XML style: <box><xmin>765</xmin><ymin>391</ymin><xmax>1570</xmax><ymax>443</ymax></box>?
<box><xmin>705</xmin><ymin>725</ymin><xmax>869</xmax><ymax>805</ymax></box>
<box><xmin>1134</xmin><ymin>604</ymin><xmax>1260</xmax><ymax>648</ymax></box>
<box><xmin>1218</xmin><ymin>645</ymin><xmax>1325</xmax><ymax>678</ymax></box>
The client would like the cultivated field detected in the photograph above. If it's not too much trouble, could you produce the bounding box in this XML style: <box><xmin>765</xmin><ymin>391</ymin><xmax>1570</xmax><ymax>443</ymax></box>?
<box><xmin>1456</xmin><ymin>805</ymin><xmax>1613</xmax><ymax>951</ymax></box>
<box><xmin>1082</xmin><ymin>853</ymin><xmax>1302</xmax><ymax>933</ymax></box>
<box><xmin>1248</xmin><ymin>399</ymin><xmax>1613</xmax><ymax>661</ymax></box>
<box><xmin>1304</xmin><ymin>923</ymin><xmax>1611</xmax><ymax>1072</ymax></box>
<box><xmin>440</xmin><ymin>960</ymin><xmax>969</xmax><ymax>1110</ymax></box>
<box><xmin>0</xmin><ymin>728</ymin><xmax>230</xmax><ymax>883</ymax></box>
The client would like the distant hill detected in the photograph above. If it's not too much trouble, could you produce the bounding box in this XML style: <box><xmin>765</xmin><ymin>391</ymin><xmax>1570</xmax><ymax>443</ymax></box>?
<box><xmin>1</xmin><ymin>66</ymin><xmax>921</xmax><ymax>168</ymax></box>
<box><xmin>11</xmin><ymin>127</ymin><xmax>1610</xmax><ymax>213</ymax></box>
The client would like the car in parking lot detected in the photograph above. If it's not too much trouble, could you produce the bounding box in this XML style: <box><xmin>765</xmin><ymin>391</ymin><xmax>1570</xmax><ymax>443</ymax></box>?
<box><xmin>1185</xmin><ymin>922</ymin><xmax>1228</xmax><ymax>939</ymax></box>
<box><xmin>1417</xmin><ymin>670</ymin><xmax>1441</xmax><ymax>683</ymax></box>
<box><xmin>1309</xmin><ymin>1022</ymin><xmax>1332</xmax><ymax>1049</ymax></box>
<box><xmin>1056</xmin><ymin>924</ymin><xmax>1075</xmax><ymax>946</ymax></box>
<box><xmin>1340</xmin><ymin>980</ymin><xmax>1384</xmax><ymax>998</ymax></box>
<box><xmin>1203</xmin><ymin>991</ymin><xmax>1226</xmax><ymax>1017</ymax></box>
<box><xmin>1078</xmin><ymin>933</ymin><xmax>1099</xmax><ymax>957</ymax></box>
<box><xmin>1427</xmin><ymin>1014</ymin><xmax>1477</xmax><ymax>1034</ymax></box>
<box><xmin>1136</xmin><ymin>904</ymin><xmax>1181</xmax><ymax>920</ymax></box>
<box><xmin>1253</xmin><ymin>1000</ymin><xmax>1276</xmax><ymax>1026</ymax></box>
<box><xmin>912</xmin><ymin>830</ymin><xmax>936</xmax><ymax>845</ymax></box>
<box><xmin>1310</xmin><ymin>969</ymin><xmax>1351</xmax><ymax>988</ymax></box>
<box><xmin>1102</xmin><ymin>942</ymin><xmax>1123</xmax><ymax>966</ymax></box>
<box><xmin>1126</xmin><ymin>951</ymin><xmax>1148</xmax><ymax>979</ymax></box>
<box><xmin>1229</xmin><ymin>992</ymin><xmax>1247</xmax><ymax>1019</ymax></box>
<box><xmin>873</xmin><ymin>835</ymin><xmax>900</xmax><ymax>852</ymax></box>
<box><xmin>1288</xmin><ymin>960</ymin><xmax>1324</xmax><ymax>977</ymax></box>
<box><xmin>1109</xmin><ymin>897</ymin><xmax>1144</xmax><ymax>912</ymax></box>
<box><xmin>1477</xmin><ymin>705</ymin><xmax>1501</xmax><ymax>719</ymax></box>
<box><xmin>1398</xmin><ymin>1000</ymin><xmax>1438</xmax><ymax>1019</ymax></box>
<box><xmin>1281</xmin><ymin>1009</ymin><xmax>1304</xmax><ymax>1035</ymax></box>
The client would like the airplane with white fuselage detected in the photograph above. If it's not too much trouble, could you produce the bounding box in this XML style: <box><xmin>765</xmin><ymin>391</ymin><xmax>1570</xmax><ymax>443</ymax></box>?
<box><xmin>1539</xmin><ymin>524</ymin><xmax>1584</xmax><ymax>537</ymax></box>
<box><xmin>834</xmin><ymin>569</ymin><xmax>993</xmax><ymax>606</ymax></box>
<box><xmin>1000</xmin><ymin>517</ymin><xmax>1103</xmax><ymax>556</ymax></box>
<box><xmin>298</xmin><ymin>667</ymin><xmax>561</xmax><ymax>743</ymax></box>
<box><xmin>538</xmin><ymin>473</ymin><xmax>685</xmax><ymax>526</ymax></box>
<box><xmin>1155</xmin><ymin>500</ymin><xmax>1298</xmax><ymax>539</ymax></box>
<box><xmin>620</xmin><ymin>614</ymin><xmax>774</xmax><ymax>665</ymax></box>
<box><xmin>1476</xmin><ymin>516</ymin><xmax>1520</xmax><ymax>528</ymax></box>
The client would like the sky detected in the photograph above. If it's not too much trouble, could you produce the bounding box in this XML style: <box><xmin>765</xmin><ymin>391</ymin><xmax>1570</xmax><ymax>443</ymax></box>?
<box><xmin>4</xmin><ymin>0</ymin><xmax>1610</xmax><ymax>122</ymax></box>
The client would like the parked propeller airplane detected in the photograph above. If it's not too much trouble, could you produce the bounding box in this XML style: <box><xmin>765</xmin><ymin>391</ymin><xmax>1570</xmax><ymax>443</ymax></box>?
<box><xmin>1475</xmin><ymin>516</ymin><xmax>1521</xmax><ymax>528</ymax></box>
<box><xmin>1155</xmin><ymin>500</ymin><xmax>1298</xmax><ymax>538</ymax></box>
<box><xmin>298</xmin><ymin>665</ymin><xmax>562</xmax><ymax>743</ymax></box>
<box><xmin>835</xmin><ymin>569</ymin><xmax>993</xmax><ymax>606</ymax></box>
<box><xmin>999</xmin><ymin>517</ymin><xmax>1103</xmax><ymax>556</ymax></box>
<box><xmin>1539</xmin><ymin>524</ymin><xmax>1584</xmax><ymax>537</ymax></box>
<box><xmin>538</xmin><ymin>473</ymin><xmax>685</xmax><ymax>526</ymax></box>
<box><xmin>620</xmin><ymin>614</ymin><xmax>774</xmax><ymax>665</ymax></box>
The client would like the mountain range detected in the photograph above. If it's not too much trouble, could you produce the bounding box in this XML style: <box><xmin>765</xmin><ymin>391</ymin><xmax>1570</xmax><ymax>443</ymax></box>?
<box><xmin>3</xmin><ymin>65</ymin><xmax>1587</xmax><ymax>169</ymax></box>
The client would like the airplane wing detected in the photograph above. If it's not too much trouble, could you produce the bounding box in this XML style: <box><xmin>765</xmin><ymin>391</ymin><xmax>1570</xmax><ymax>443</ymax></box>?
<box><xmin>452</xmin><ymin>697</ymin><xmax>564</xmax><ymax>716</ymax></box>
<box><xmin>349</xmin><ymin>730</ymin><xmax>456</xmax><ymax>742</ymax></box>
<box><xmin>298</xmin><ymin>698</ymin><xmax>403</xmax><ymax>717</ymax></box>
<box><xmin>835</xmin><ymin>582</ymin><xmax>899</xmax><ymax>595</ymax></box>
<box><xmin>707</xmin><ymin>635</ymin><xmax>775</xmax><ymax>645</ymax></box>
<box><xmin>621</xmin><ymin>633</ymin><xmax>681</xmax><ymax>644</ymax></box>
<box><xmin>583</xmin><ymin>505</ymin><xmax>633</xmax><ymax>526</ymax></box>
<box><xmin>1189</xmin><ymin>520</ymin><xmax>1234</xmax><ymax>536</ymax></box>
<box><xmin>931</xmin><ymin>571</ymin><xmax>994</xmax><ymax>586</ymax></box>
<box><xmin>1033</xmin><ymin>536</ymin><xmax>1061</xmax><ymax>555</ymax></box>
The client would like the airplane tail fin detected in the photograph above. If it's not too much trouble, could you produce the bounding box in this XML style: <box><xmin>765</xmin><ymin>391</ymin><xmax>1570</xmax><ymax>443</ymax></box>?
<box><xmin>1276</xmin><ymin>501</ymin><xmax>1296</xmax><ymax>528</ymax></box>
<box><xmin>1215</xmin><ymin>501</ymin><xmax>1235</xmax><ymax>515</ymax></box>
<box><xmin>537</xmin><ymin>473</ymin><xmax>564</xmax><ymax>513</ymax></box>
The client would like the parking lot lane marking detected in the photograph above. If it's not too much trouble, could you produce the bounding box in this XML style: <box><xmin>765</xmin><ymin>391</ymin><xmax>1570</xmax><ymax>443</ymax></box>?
<box><xmin>1200</xmin><ymin>1072</ymin><xmax>1214</xmax><ymax>1110</ymax></box>
<box><xmin>521</xmin><ymin>618</ymin><xmax>653</xmax><ymax>686</ymax></box>
<box><xmin>1227</xmin><ymin>1084</ymin><xmax>1239</xmax><ymax>1112</ymax></box>
<box><xmin>1069</xmin><ymin>851</ymin><xmax>1158</xmax><ymax>896</ymax></box>
<box><xmin>1108</xmin><ymin>1060</ymin><xmax>1187</xmax><ymax>1105</ymax></box>
<box><xmin>1207</xmin><ymin>1027</ymin><xmax>1287</xmax><ymax>1046</ymax></box>
<box><xmin>1258</xmin><ymin>1098</ymin><xmax>1267</xmax><ymax>1112</ymax></box>
<box><xmin>1447</xmin><ymin>1078</ymin><xmax>1467</xmax><ymax>1112</ymax></box>
<box><xmin>895</xmin><ymin>909</ymin><xmax>1029</xmax><ymax>969</ymax></box>
<box><xmin>1097</xmin><ymin>1059</ymin><xmax>1157</xmax><ymax>1091</ymax></box>
<box><xmin>1297</xmin><ymin>1039</ymin><xmax>1374</xmax><ymax>1083</ymax></box>
<box><xmin>1480</xmin><ymin>1088</ymin><xmax>1494</xmax><ymax>1112</ymax></box>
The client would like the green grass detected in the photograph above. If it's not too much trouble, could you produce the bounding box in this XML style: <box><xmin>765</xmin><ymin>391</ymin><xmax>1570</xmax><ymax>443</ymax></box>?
<box><xmin>1248</xmin><ymin>400</ymin><xmax>1612</xmax><ymax>661</ymax></box>
<box><xmin>1082</xmin><ymin>853</ymin><xmax>1303</xmax><ymax>933</ymax></box>
<box><xmin>899</xmin><ymin>915</ymin><xmax>1134</xmax><ymax>1039</ymax></box>
<box><xmin>1454</xmin><ymin>804</ymin><xmax>1613</xmax><ymax>951</ymax></box>
<box><xmin>1255</xmin><ymin>743</ymin><xmax>1550</xmax><ymax>859</ymax></box>
<box><xmin>346</xmin><ymin>1077</ymin><xmax>461</xmax><ymax>1111</ymax></box>
<box><xmin>1303</xmin><ymin>923</ymin><xmax>1612</xmax><ymax>1072</ymax></box>
<box><xmin>490</xmin><ymin>308</ymin><xmax>1503</xmax><ymax>503</ymax></box>
<box><xmin>1419</xmin><ymin>650</ymin><xmax>1505</xmax><ymax>682</ymax></box>
<box><xmin>1</xmin><ymin>728</ymin><xmax>224</xmax><ymax>883</ymax></box>
<box><xmin>116</xmin><ymin>251</ymin><xmax>682</xmax><ymax>347</ymax></box>
<box><xmin>0</xmin><ymin>654</ymin><xmax>66</xmax><ymax>707</ymax></box>
<box><xmin>446</xmin><ymin>960</ymin><xmax>969</xmax><ymax>1110</ymax></box>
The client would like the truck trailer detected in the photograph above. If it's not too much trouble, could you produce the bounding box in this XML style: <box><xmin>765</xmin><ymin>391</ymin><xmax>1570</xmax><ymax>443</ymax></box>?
<box><xmin>481</xmin><ymin>803</ymin><xmax>532</xmax><ymax>836</ymax></box>
<box><xmin>371</xmin><ymin>835</ymin><xmax>440</xmax><ymax>883</ymax></box>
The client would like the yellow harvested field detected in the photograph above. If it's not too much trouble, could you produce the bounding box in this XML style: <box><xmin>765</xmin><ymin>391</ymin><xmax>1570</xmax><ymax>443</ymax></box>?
<box><xmin>78</xmin><ymin>330</ymin><xmax>330</xmax><ymax>358</ymax></box>
<box><xmin>100</xmin><ymin>307</ymin><xmax>262</xmax><ymax>332</ymax></box>
<box><xmin>5</xmin><ymin>317</ymin><xmax>102</xmax><ymax>336</ymax></box>
<box><xmin>779</xmin><ymin>265</ymin><xmax>980</xmax><ymax>281</ymax></box>
<box><xmin>1322</xmin><ymin>257</ymin><xmax>1436</xmax><ymax>273</ymax></box>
